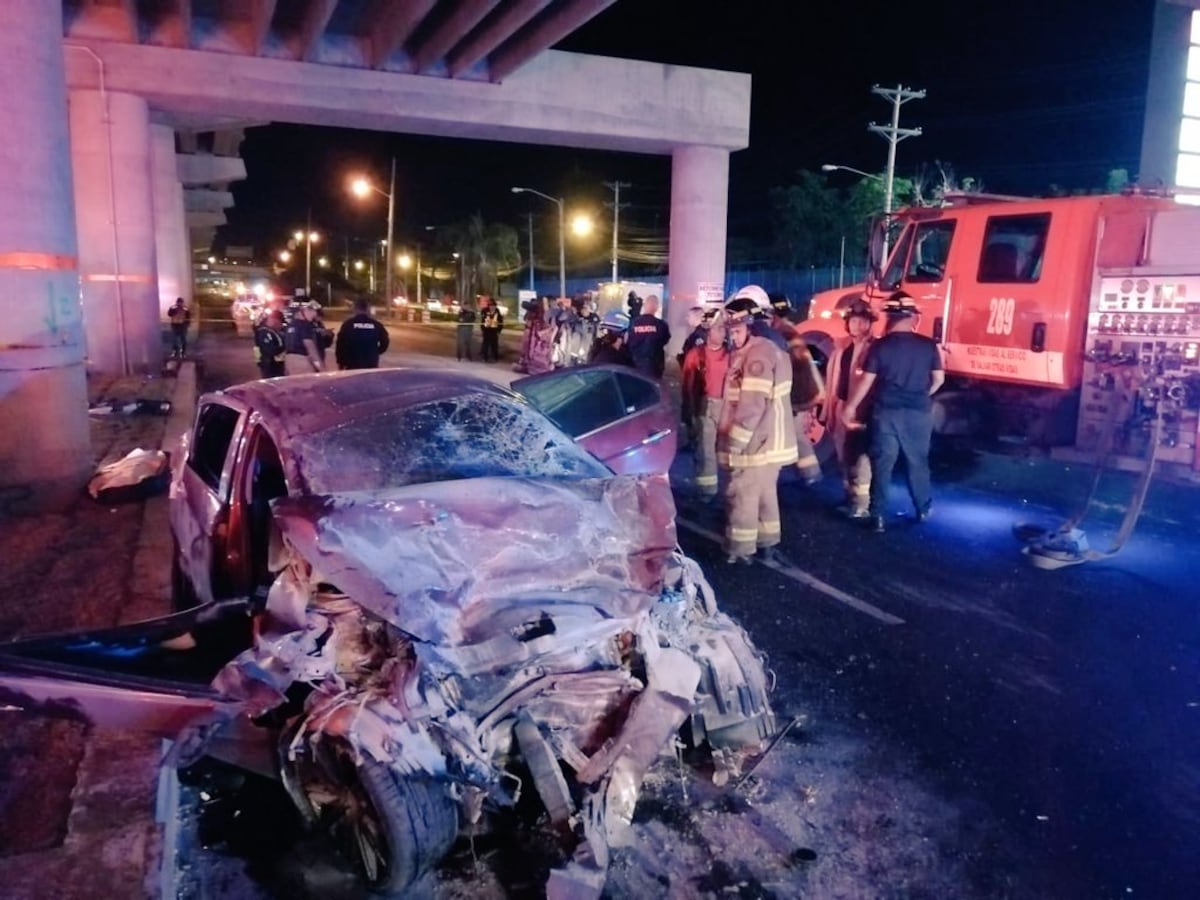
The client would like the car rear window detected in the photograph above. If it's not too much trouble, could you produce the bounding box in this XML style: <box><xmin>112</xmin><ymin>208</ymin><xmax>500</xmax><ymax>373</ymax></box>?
<box><xmin>294</xmin><ymin>393</ymin><xmax>609</xmax><ymax>494</ymax></box>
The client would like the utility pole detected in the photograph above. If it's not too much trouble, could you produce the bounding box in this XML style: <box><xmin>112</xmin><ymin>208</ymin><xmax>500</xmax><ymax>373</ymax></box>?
<box><xmin>868</xmin><ymin>84</ymin><xmax>924</xmax><ymax>261</ymax></box>
<box><xmin>527</xmin><ymin>211</ymin><xmax>535</xmax><ymax>292</ymax></box>
<box><xmin>384</xmin><ymin>157</ymin><xmax>396</xmax><ymax>305</ymax></box>
<box><xmin>603</xmin><ymin>180</ymin><xmax>631</xmax><ymax>285</ymax></box>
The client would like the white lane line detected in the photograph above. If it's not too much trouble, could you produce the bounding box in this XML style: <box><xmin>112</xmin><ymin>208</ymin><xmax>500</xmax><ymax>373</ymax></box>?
<box><xmin>675</xmin><ymin>516</ymin><xmax>906</xmax><ymax>626</ymax></box>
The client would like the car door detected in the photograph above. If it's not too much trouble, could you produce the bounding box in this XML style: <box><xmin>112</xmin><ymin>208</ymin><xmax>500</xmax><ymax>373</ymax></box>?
<box><xmin>512</xmin><ymin>365</ymin><xmax>677</xmax><ymax>475</ymax></box>
<box><xmin>170</xmin><ymin>399</ymin><xmax>246</xmax><ymax>604</ymax></box>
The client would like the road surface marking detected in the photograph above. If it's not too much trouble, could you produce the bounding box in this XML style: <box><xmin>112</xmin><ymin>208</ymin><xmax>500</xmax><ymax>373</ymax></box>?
<box><xmin>675</xmin><ymin>516</ymin><xmax>906</xmax><ymax>626</ymax></box>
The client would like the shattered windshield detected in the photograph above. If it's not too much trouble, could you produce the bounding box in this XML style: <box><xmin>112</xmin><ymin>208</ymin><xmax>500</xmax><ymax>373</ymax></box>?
<box><xmin>295</xmin><ymin>392</ymin><xmax>609</xmax><ymax>493</ymax></box>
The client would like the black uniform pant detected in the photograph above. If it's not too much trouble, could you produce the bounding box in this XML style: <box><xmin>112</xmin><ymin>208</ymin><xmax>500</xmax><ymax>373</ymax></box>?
<box><xmin>868</xmin><ymin>406</ymin><xmax>933</xmax><ymax>517</ymax></box>
<box><xmin>456</xmin><ymin>325</ymin><xmax>474</xmax><ymax>360</ymax></box>
<box><xmin>480</xmin><ymin>328</ymin><xmax>500</xmax><ymax>361</ymax></box>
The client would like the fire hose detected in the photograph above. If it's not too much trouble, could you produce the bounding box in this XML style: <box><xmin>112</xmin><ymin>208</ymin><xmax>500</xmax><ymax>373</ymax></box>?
<box><xmin>1016</xmin><ymin>366</ymin><xmax>1160</xmax><ymax>570</ymax></box>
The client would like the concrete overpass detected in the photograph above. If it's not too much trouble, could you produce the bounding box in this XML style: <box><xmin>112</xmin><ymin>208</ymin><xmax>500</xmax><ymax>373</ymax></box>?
<box><xmin>0</xmin><ymin>2</ymin><xmax>750</xmax><ymax>512</ymax></box>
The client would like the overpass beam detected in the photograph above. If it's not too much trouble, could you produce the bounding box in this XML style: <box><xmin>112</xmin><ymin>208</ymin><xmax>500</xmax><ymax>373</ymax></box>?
<box><xmin>69</xmin><ymin>89</ymin><xmax>163</xmax><ymax>374</ymax></box>
<box><xmin>0</xmin><ymin>4</ymin><xmax>91</xmax><ymax>513</ymax></box>
<box><xmin>667</xmin><ymin>145</ymin><xmax>730</xmax><ymax>349</ymax></box>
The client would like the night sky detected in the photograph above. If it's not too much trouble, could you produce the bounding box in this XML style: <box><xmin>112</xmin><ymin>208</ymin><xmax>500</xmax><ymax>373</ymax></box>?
<box><xmin>219</xmin><ymin>0</ymin><xmax>1157</xmax><ymax>265</ymax></box>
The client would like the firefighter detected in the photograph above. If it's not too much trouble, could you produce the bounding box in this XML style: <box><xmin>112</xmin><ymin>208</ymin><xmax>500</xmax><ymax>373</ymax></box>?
<box><xmin>335</xmin><ymin>296</ymin><xmax>390</xmax><ymax>369</ymax></box>
<box><xmin>841</xmin><ymin>291</ymin><xmax>945</xmax><ymax>533</ymax></box>
<box><xmin>253</xmin><ymin>309</ymin><xmax>286</xmax><ymax>378</ymax></box>
<box><xmin>681</xmin><ymin>310</ymin><xmax>729</xmax><ymax>501</ymax></box>
<box><xmin>767</xmin><ymin>292</ymin><xmax>825</xmax><ymax>485</ymax></box>
<box><xmin>820</xmin><ymin>298</ymin><xmax>878</xmax><ymax>519</ymax></box>
<box><xmin>717</xmin><ymin>301</ymin><xmax>798</xmax><ymax>565</ymax></box>
<box><xmin>725</xmin><ymin>285</ymin><xmax>789</xmax><ymax>353</ymax></box>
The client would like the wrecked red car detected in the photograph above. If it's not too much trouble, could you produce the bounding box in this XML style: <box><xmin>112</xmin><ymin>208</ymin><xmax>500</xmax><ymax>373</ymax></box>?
<box><xmin>0</xmin><ymin>369</ymin><xmax>774</xmax><ymax>896</ymax></box>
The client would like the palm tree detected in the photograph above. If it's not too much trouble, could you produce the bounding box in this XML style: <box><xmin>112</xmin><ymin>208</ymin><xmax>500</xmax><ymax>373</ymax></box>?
<box><xmin>439</xmin><ymin>214</ymin><xmax>520</xmax><ymax>306</ymax></box>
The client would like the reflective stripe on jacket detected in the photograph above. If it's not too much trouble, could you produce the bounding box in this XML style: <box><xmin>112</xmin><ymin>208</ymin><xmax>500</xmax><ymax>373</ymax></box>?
<box><xmin>717</xmin><ymin>335</ymin><xmax>799</xmax><ymax>468</ymax></box>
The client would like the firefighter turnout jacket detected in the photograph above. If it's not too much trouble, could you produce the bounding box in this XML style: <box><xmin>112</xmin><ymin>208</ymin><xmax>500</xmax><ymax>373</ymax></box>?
<box><xmin>718</xmin><ymin>335</ymin><xmax>799</xmax><ymax>468</ymax></box>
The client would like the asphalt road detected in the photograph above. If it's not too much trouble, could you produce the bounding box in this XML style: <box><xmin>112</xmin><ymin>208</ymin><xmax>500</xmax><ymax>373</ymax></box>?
<box><xmin>183</xmin><ymin>318</ymin><xmax>1200</xmax><ymax>899</ymax></box>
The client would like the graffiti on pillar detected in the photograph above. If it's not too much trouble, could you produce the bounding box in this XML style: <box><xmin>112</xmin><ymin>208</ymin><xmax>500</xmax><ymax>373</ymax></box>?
<box><xmin>44</xmin><ymin>281</ymin><xmax>83</xmax><ymax>346</ymax></box>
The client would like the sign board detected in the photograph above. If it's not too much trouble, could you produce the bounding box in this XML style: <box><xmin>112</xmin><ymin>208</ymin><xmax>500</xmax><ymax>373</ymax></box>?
<box><xmin>697</xmin><ymin>281</ymin><xmax>725</xmax><ymax>307</ymax></box>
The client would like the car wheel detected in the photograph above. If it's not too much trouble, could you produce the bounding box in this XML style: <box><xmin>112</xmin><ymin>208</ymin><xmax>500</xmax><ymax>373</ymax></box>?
<box><xmin>291</xmin><ymin>737</ymin><xmax>458</xmax><ymax>895</ymax></box>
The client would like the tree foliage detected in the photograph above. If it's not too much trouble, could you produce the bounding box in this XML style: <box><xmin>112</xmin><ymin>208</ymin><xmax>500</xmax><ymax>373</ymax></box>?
<box><xmin>437</xmin><ymin>214</ymin><xmax>520</xmax><ymax>303</ymax></box>
<box><xmin>768</xmin><ymin>170</ymin><xmax>915</xmax><ymax>267</ymax></box>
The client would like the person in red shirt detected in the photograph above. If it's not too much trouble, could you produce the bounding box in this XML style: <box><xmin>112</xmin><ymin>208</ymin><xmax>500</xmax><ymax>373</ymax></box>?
<box><xmin>681</xmin><ymin>312</ymin><xmax>730</xmax><ymax>500</ymax></box>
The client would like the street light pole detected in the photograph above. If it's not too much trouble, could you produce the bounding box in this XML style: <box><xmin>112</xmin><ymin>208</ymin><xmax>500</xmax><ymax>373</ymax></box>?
<box><xmin>350</xmin><ymin>161</ymin><xmax>396</xmax><ymax>301</ymax></box>
<box><xmin>385</xmin><ymin>157</ymin><xmax>395</xmax><ymax>305</ymax></box>
<box><xmin>415</xmin><ymin>245</ymin><xmax>422</xmax><ymax>306</ymax></box>
<box><xmin>512</xmin><ymin>186</ymin><xmax>565</xmax><ymax>300</ymax></box>
<box><xmin>527</xmin><ymin>212</ymin><xmax>534</xmax><ymax>293</ymax></box>
<box><xmin>305</xmin><ymin>210</ymin><xmax>312</xmax><ymax>295</ymax></box>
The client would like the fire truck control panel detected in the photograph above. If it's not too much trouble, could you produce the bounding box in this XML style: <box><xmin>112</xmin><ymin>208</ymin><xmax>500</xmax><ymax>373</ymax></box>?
<box><xmin>1079</xmin><ymin>274</ymin><xmax>1200</xmax><ymax>468</ymax></box>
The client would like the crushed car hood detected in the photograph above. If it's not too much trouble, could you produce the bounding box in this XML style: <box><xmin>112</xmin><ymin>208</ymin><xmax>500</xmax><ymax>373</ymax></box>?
<box><xmin>269</xmin><ymin>474</ymin><xmax>678</xmax><ymax>646</ymax></box>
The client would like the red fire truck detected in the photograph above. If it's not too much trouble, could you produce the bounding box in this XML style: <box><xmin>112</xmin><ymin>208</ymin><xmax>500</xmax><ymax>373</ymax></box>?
<box><xmin>801</xmin><ymin>192</ymin><xmax>1200</xmax><ymax>479</ymax></box>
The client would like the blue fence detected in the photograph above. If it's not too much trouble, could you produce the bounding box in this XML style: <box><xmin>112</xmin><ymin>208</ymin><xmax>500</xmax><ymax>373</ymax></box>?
<box><xmin>516</xmin><ymin>266</ymin><xmax>869</xmax><ymax>309</ymax></box>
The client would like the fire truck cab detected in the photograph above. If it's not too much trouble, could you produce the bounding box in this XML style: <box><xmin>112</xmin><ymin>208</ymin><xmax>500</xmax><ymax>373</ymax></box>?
<box><xmin>802</xmin><ymin>193</ymin><xmax>1200</xmax><ymax>476</ymax></box>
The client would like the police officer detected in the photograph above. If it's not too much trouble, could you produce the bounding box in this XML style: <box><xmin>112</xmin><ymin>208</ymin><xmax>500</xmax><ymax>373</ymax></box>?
<box><xmin>335</xmin><ymin>296</ymin><xmax>390</xmax><ymax>369</ymax></box>
<box><xmin>588</xmin><ymin>310</ymin><xmax>632</xmax><ymax>365</ymax></box>
<box><xmin>253</xmin><ymin>310</ymin><xmax>286</xmax><ymax>378</ymax></box>
<box><xmin>455</xmin><ymin>303</ymin><xmax>476</xmax><ymax>361</ymax></box>
<box><xmin>479</xmin><ymin>296</ymin><xmax>504</xmax><ymax>362</ymax></box>
<box><xmin>284</xmin><ymin>303</ymin><xmax>324</xmax><ymax>372</ymax></box>
<box><xmin>626</xmin><ymin>294</ymin><xmax>671</xmax><ymax>378</ymax></box>
<box><xmin>718</xmin><ymin>300</ymin><xmax>798</xmax><ymax>564</ymax></box>
<box><xmin>841</xmin><ymin>291</ymin><xmax>945</xmax><ymax>532</ymax></box>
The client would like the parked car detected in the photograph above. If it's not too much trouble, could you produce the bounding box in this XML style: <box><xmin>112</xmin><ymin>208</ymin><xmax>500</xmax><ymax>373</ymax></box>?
<box><xmin>0</xmin><ymin>369</ymin><xmax>774</xmax><ymax>897</ymax></box>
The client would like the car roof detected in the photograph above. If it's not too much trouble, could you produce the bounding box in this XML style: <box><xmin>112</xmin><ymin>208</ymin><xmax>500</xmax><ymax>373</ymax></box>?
<box><xmin>207</xmin><ymin>368</ymin><xmax>519</xmax><ymax>442</ymax></box>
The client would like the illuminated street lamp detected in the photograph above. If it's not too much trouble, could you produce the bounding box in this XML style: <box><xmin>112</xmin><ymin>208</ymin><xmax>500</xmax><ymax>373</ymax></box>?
<box><xmin>278</xmin><ymin>249</ymin><xmax>292</xmax><ymax>264</ymax></box>
<box><xmin>570</xmin><ymin>213</ymin><xmax>594</xmax><ymax>238</ymax></box>
<box><xmin>317</xmin><ymin>256</ymin><xmax>328</xmax><ymax>268</ymax></box>
<box><xmin>292</xmin><ymin>228</ymin><xmax>320</xmax><ymax>296</ymax></box>
<box><xmin>349</xmin><ymin>158</ymin><xmax>396</xmax><ymax>303</ymax></box>
<box><xmin>512</xmin><ymin>186</ymin><xmax>566</xmax><ymax>300</ymax></box>
<box><xmin>820</xmin><ymin>163</ymin><xmax>880</xmax><ymax>180</ymax></box>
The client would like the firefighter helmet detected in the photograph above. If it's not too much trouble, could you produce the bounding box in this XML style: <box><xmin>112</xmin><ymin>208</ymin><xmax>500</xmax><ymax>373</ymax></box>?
<box><xmin>728</xmin><ymin>284</ymin><xmax>771</xmax><ymax>312</ymax></box>
<box><xmin>843</xmin><ymin>297</ymin><xmax>878</xmax><ymax>323</ymax></box>
<box><xmin>881</xmin><ymin>291</ymin><xmax>919</xmax><ymax>318</ymax></box>
<box><xmin>768</xmin><ymin>292</ymin><xmax>792</xmax><ymax>316</ymax></box>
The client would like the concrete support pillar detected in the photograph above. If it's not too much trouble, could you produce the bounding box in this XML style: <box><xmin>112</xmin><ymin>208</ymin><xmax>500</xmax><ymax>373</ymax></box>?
<box><xmin>69</xmin><ymin>88</ymin><xmax>162</xmax><ymax>374</ymax></box>
<box><xmin>150</xmin><ymin>124</ymin><xmax>191</xmax><ymax>314</ymax></box>
<box><xmin>666</xmin><ymin>145</ymin><xmax>730</xmax><ymax>351</ymax></box>
<box><xmin>0</xmin><ymin>6</ymin><xmax>91</xmax><ymax>513</ymax></box>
